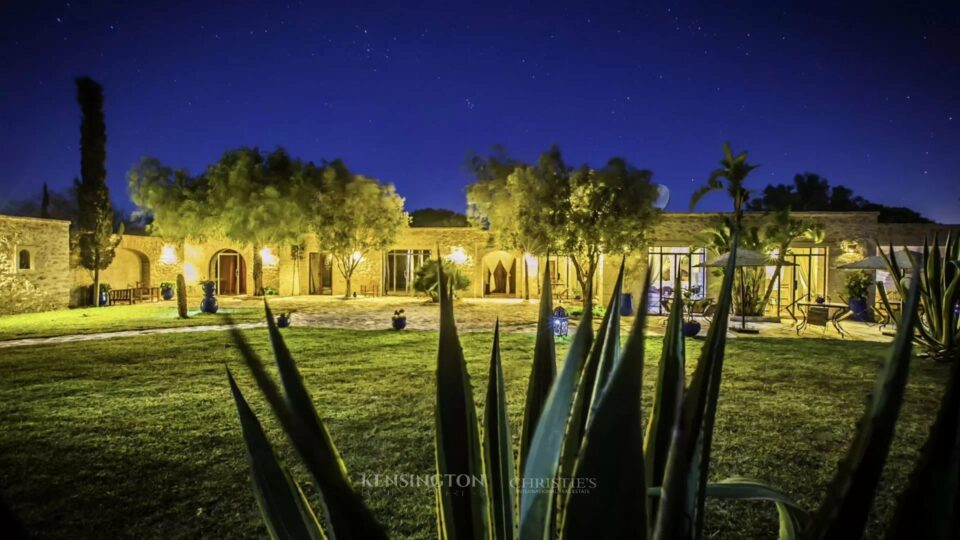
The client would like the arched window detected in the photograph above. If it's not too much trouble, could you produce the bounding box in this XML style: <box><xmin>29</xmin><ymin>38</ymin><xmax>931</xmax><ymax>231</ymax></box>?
<box><xmin>18</xmin><ymin>249</ymin><xmax>31</xmax><ymax>270</ymax></box>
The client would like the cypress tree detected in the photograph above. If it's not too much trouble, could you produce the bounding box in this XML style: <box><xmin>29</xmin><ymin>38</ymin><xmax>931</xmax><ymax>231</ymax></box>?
<box><xmin>74</xmin><ymin>77</ymin><xmax>122</xmax><ymax>305</ymax></box>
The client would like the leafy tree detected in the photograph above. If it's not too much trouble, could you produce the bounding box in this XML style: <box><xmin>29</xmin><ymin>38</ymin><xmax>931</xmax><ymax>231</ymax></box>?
<box><xmin>0</xmin><ymin>186</ymin><xmax>78</xmax><ymax>224</ymax></box>
<box><xmin>466</xmin><ymin>149</ymin><xmax>551</xmax><ymax>300</ymax></box>
<box><xmin>131</xmin><ymin>149</ymin><xmax>313</xmax><ymax>295</ymax></box>
<box><xmin>409</xmin><ymin>208</ymin><xmax>469</xmax><ymax>227</ymax></box>
<box><xmin>691</xmin><ymin>142</ymin><xmax>757</xmax><ymax>232</ymax></box>
<box><xmin>74</xmin><ymin>77</ymin><xmax>122</xmax><ymax>306</ymax></box>
<box><xmin>312</xmin><ymin>161</ymin><xmax>408</xmax><ymax>298</ymax></box>
<box><xmin>509</xmin><ymin>148</ymin><xmax>661</xmax><ymax>311</ymax></box>
<box><xmin>748</xmin><ymin>172</ymin><xmax>932</xmax><ymax>223</ymax></box>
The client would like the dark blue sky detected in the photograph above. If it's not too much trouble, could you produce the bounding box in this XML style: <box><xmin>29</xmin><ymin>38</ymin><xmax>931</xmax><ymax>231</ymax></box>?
<box><xmin>1</xmin><ymin>1</ymin><xmax>958</xmax><ymax>222</ymax></box>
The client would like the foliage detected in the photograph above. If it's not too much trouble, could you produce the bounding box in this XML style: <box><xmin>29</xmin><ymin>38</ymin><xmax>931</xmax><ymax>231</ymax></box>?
<box><xmin>412</xmin><ymin>259</ymin><xmax>470</xmax><ymax>301</ymax></box>
<box><xmin>176</xmin><ymin>274</ymin><xmax>188</xmax><ymax>319</ymax></box>
<box><xmin>159</xmin><ymin>281</ymin><xmax>174</xmax><ymax>291</ymax></box>
<box><xmin>747</xmin><ymin>172</ymin><xmax>932</xmax><ymax>223</ymax></box>
<box><xmin>758</xmin><ymin>209</ymin><xmax>825</xmax><ymax>310</ymax></box>
<box><xmin>74</xmin><ymin>77</ymin><xmax>122</xmax><ymax>306</ymax></box>
<box><xmin>690</xmin><ymin>142</ymin><xmax>758</xmax><ymax>230</ymax></box>
<box><xmin>312</xmin><ymin>160</ymin><xmax>408</xmax><ymax>298</ymax></box>
<box><xmin>130</xmin><ymin>148</ymin><xmax>325</xmax><ymax>295</ymax></box>
<box><xmin>409</xmin><ymin>208</ymin><xmax>468</xmax><ymax>227</ymax></box>
<box><xmin>567</xmin><ymin>304</ymin><xmax>606</xmax><ymax>319</ymax></box>
<box><xmin>844</xmin><ymin>270</ymin><xmax>873</xmax><ymax>301</ymax></box>
<box><xmin>878</xmin><ymin>235</ymin><xmax>960</xmax><ymax>362</ymax></box>
<box><xmin>0</xmin><ymin>185</ymin><xmax>79</xmax><ymax>224</ymax></box>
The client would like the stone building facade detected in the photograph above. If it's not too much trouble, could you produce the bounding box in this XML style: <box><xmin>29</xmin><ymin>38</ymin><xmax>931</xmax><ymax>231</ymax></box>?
<box><xmin>2</xmin><ymin>211</ymin><xmax>958</xmax><ymax>316</ymax></box>
<box><xmin>0</xmin><ymin>215</ymin><xmax>71</xmax><ymax>315</ymax></box>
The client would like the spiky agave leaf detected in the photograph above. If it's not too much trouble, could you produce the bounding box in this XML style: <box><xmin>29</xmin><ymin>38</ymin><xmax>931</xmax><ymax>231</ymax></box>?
<box><xmin>252</xmin><ymin>302</ymin><xmax>386</xmax><ymax>540</ymax></box>
<box><xmin>555</xmin><ymin>265</ymin><xmax>624</xmax><ymax>517</ymax></box>
<box><xmin>434</xmin><ymin>255</ymin><xmax>488</xmax><ymax>540</ymax></box>
<box><xmin>644</xmin><ymin>272</ymin><xmax>686</xmax><ymax>529</ymax></box>
<box><xmin>807</xmin><ymin>265</ymin><xmax>921</xmax><ymax>539</ymax></box>
<box><xmin>227</xmin><ymin>369</ymin><xmax>325</xmax><ymax>540</ymax></box>
<box><xmin>653</xmin><ymin>239</ymin><xmax>737</xmax><ymax>540</ymax></box>
<box><xmin>519</xmin><ymin>262</ymin><xmax>556</xmax><ymax>474</ymax></box>
<box><xmin>648</xmin><ymin>478</ymin><xmax>810</xmax><ymax>540</ymax></box>
<box><xmin>886</xmin><ymin>356</ymin><xmax>960</xmax><ymax>539</ymax></box>
<box><xmin>483</xmin><ymin>321</ymin><xmax>515</xmax><ymax>540</ymax></box>
<box><xmin>519</xmin><ymin>311</ymin><xmax>594</xmax><ymax>540</ymax></box>
<box><xmin>561</xmin><ymin>273</ymin><xmax>650</xmax><ymax>537</ymax></box>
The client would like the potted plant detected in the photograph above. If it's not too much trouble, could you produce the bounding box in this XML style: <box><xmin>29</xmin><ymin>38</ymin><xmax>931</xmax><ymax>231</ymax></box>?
<box><xmin>681</xmin><ymin>287</ymin><xmax>702</xmax><ymax>338</ymax></box>
<box><xmin>277</xmin><ymin>312</ymin><xmax>292</xmax><ymax>328</ymax></box>
<box><xmin>392</xmin><ymin>309</ymin><xmax>407</xmax><ymax>330</ymax></box>
<box><xmin>200</xmin><ymin>280</ymin><xmax>219</xmax><ymax>314</ymax></box>
<box><xmin>844</xmin><ymin>270</ymin><xmax>872</xmax><ymax>322</ymax></box>
<box><xmin>98</xmin><ymin>283</ymin><xmax>110</xmax><ymax>306</ymax></box>
<box><xmin>160</xmin><ymin>281</ymin><xmax>175</xmax><ymax>300</ymax></box>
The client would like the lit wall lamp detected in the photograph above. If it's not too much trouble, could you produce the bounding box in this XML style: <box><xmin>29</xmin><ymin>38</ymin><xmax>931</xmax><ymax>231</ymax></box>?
<box><xmin>160</xmin><ymin>245</ymin><xmax>178</xmax><ymax>265</ymax></box>
<box><xmin>259</xmin><ymin>247</ymin><xmax>279</xmax><ymax>267</ymax></box>
<box><xmin>446</xmin><ymin>246</ymin><xmax>471</xmax><ymax>266</ymax></box>
<box><xmin>182</xmin><ymin>263</ymin><xmax>199</xmax><ymax>284</ymax></box>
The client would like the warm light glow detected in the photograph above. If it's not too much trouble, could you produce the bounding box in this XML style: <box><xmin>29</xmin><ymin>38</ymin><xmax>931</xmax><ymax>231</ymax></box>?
<box><xmin>259</xmin><ymin>247</ymin><xmax>278</xmax><ymax>267</ymax></box>
<box><xmin>836</xmin><ymin>240</ymin><xmax>865</xmax><ymax>265</ymax></box>
<box><xmin>523</xmin><ymin>252</ymin><xmax>539</xmax><ymax>273</ymax></box>
<box><xmin>351</xmin><ymin>251</ymin><xmax>364</xmax><ymax>263</ymax></box>
<box><xmin>446</xmin><ymin>246</ymin><xmax>472</xmax><ymax>266</ymax></box>
<box><xmin>159</xmin><ymin>245</ymin><xmax>178</xmax><ymax>264</ymax></box>
<box><xmin>183</xmin><ymin>263</ymin><xmax>199</xmax><ymax>284</ymax></box>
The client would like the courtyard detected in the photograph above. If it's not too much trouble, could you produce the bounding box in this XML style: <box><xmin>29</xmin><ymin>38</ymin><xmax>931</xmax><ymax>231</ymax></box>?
<box><xmin>0</xmin><ymin>299</ymin><xmax>945</xmax><ymax>538</ymax></box>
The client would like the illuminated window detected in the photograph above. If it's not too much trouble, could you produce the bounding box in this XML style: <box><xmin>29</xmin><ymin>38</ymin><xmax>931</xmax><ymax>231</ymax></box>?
<box><xmin>18</xmin><ymin>249</ymin><xmax>31</xmax><ymax>270</ymax></box>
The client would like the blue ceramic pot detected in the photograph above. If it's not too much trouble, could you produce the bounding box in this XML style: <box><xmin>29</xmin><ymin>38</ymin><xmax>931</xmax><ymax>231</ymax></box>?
<box><xmin>848</xmin><ymin>298</ymin><xmax>868</xmax><ymax>322</ymax></box>
<box><xmin>200</xmin><ymin>282</ymin><xmax>219</xmax><ymax>314</ymax></box>
<box><xmin>392</xmin><ymin>317</ymin><xmax>407</xmax><ymax>331</ymax></box>
<box><xmin>99</xmin><ymin>291</ymin><xmax>109</xmax><ymax>306</ymax></box>
<box><xmin>161</xmin><ymin>288</ymin><xmax>174</xmax><ymax>300</ymax></box>
<box><xmin>277</xmin><ymin>314</ymin><xmax>291</xmax><ymax>328</ymax></box>
<box><xmin>682</xmin><ymin>320</ymin><xmax>702</xmax><ymax>338</ymax></box>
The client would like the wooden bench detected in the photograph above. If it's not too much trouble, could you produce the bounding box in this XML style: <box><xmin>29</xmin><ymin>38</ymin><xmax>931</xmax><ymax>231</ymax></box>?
<box><xmin>107</xmin><ymin>287</ymin><xmax>160</xmax><ymax>305</ymax></box>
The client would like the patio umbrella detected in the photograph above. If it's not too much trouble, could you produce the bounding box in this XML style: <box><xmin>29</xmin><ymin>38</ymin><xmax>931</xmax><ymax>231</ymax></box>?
<box><xmin>698</xmin><ymin>249</ymin><xmax>794</xmax><ymax>334</ymax></box>
<box><xmin>837</xmin><ymin>249</ymin><xmax>922</xmax><ymax>271</ymax></box>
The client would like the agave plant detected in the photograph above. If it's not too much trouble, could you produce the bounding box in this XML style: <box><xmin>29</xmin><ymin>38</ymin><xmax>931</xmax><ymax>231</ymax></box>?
<box><xmin>877</xmin><ymin>234</ymin><xmax>960</xmax><ymax>362</ymax></box>
<box><xmin>226</xmin><ymin>243</ymin><xmax>960</xmax><ymax>539</ymax></box>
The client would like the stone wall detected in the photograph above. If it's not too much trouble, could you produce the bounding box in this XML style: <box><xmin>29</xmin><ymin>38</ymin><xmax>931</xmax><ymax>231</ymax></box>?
<box><xmin>0</xmin><ymin>215</ymin><xmax>71</xmax><ymax>315</ymax></box>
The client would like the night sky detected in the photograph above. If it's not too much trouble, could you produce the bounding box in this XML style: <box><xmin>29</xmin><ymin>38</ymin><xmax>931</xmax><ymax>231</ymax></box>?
<box><xmin>1</xmin><ymin>1</ymin><xmax>958</xmax><ymax>222</ymax></box>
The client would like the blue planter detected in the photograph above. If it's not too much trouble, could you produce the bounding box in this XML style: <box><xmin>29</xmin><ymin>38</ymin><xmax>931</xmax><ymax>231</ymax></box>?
<box><xmin>200</xmin><ymin>282</ymin><xmax>219</xmax><ymax>314</ymax></box>
<box><xmin>161</xmin><ymin>288</ymin><xmax>174</xmax><ymax>300</ymax></box>
<box><xmin>99</xmin><ymin>291</ymin><xmax>109</xmax><ymax>306</ymax></box>
<box><xmin>682</xmin><ymin>320</ymin><xmax>702</xmax><ymax>338</ymax></box>
<box><xmin>620</xmin><ymin>293</ymin><xmax>634</xmax><ymax>316</ymax></box>
<box><xmin>392</xmin><ymin>317</ymin><xmax>407</xmax><ymax>331</ymax></box>
<box><xmin>849</xmin><ymin>298</ymin><xmax>868</xmax><ymax>322</ymax></box>
<box><xmin>277</xmin><ymin>314</ymin><xmax>291</xmax><ymax>328</ymax></box>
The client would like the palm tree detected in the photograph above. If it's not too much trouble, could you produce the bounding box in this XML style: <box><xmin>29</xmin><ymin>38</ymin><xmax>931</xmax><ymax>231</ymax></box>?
<box><xmin>690</xmin><ymin>142</ymin><xmax>758</xmax><ymax>231</ymax></box>
<box><xmin>758</xmin><ymin>209</ymin><xmax>825</xmax><ymax>312</ymax></box>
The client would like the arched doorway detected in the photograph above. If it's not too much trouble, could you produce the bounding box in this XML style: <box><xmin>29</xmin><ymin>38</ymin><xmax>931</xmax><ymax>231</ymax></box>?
<box><xmin>101</xmin><ymin>248</ymin><xmax>151</xmax><ymax>288</ymax></box>
<box><xmin>210</xmin><ymin>249</ymin><xmax>247</xmax><ymax>295</ymax></box>
<box><xmin>481</xmin><ymin>251</ymin><xmax>516</xmax><ymax>297</ymax></box>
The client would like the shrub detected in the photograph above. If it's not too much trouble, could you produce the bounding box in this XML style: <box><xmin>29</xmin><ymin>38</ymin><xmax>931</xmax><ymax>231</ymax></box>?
<box><xmin>413</xmin><ymin>259</ymin><xmax>470</xmax><ymax>301</ymax></box>
<box><xmin>159</xmin><ymin>281</ymin><xmax>174</xmax><ymax>291</ymax></box>
<box><xmin>844</xmin><ymin>270</ymin><xmax>872</xmax><ymax>300</ymax></box>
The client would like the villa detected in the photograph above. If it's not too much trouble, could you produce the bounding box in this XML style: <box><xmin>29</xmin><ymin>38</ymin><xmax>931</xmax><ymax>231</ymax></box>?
<box><xmin>2</xmin><ymin>210</ymin><xmax>958</xmax><ymax>317</ymax></box>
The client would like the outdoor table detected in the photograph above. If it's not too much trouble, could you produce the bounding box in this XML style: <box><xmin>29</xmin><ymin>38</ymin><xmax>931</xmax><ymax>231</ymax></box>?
<box><xmin>795</xmin><ymin>301</ymin><xmax>850</xmax><ymax>338</ymax></box>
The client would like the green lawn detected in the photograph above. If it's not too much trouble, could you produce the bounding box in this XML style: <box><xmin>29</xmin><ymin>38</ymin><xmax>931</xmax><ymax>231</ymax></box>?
<box><xmin>0</xmin><ymin>303</ymin><xmax>263</xmax><ymax>341</ymax></box>
<box><xmin>0</xmin><ymin>328</ymin><xmax>947</xmax><ymax>539</ymax></box>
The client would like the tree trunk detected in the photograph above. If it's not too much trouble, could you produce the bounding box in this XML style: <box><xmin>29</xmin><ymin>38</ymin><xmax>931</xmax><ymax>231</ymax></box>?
<box><xmin>759</xmin><ymin>260</ymin><xmax>785</xmax><ymax>315</ymax></box>
<box><xmin>571</xmin><ymin>255</ymin><xmax>597</xmax><ymax>314</ymax></box>
<box><xmin>344</xmin><ymin>276</ymin><xmax>352</xmax><ymax>299</ymax></box>
<box><xmin>523</xmin><ymin>258</ymin><xmax>530</xmax><ymax>301</ymax></box>
<box><xmin>252</xmin><ymin>244</ymin><xmax>263</xmax><ymax>296</ymax></box>
<box><xmin>92</xmin><ymin>260</ymin><xmax>101</xmax><ymax>307</ymax></box>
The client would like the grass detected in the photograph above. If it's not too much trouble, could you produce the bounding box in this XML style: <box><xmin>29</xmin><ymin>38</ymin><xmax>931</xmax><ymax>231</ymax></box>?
<box><xmin>0</xmin><ymin>327</ymin><xmax>947</xmax><ymax>539</ymax></box>
<box><xmin>0</xmin><ymin>303</ymin><xmax>263</xmax><ymax>341</ymax></box>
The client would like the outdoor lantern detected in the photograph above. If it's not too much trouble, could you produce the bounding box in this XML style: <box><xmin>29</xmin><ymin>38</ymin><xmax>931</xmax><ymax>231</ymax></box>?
<box><xmin>552</xmin><ymin>306</ymin><xmax>569</xmax><ymax>338</ymax></box>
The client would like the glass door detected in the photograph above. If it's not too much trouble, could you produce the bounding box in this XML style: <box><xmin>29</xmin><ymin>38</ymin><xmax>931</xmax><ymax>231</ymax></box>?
<box><xmin>647</xmin><ymin>247</ymin><xmax>707</xmax><ymax>314</ymax></box>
